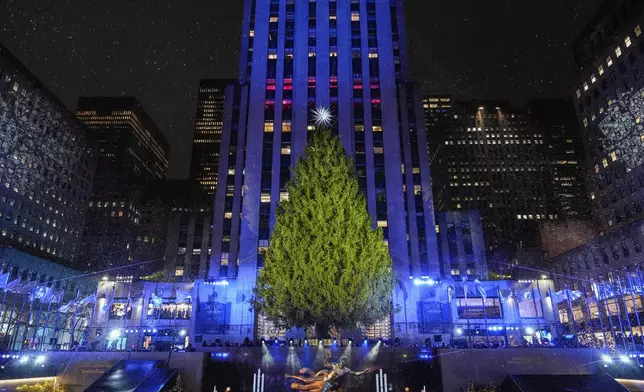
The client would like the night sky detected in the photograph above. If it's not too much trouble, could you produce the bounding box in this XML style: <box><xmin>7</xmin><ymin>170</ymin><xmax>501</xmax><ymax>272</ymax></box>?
<box><xmin>1</xmin><ymin>0</ymin><xmax>603</xmax><ymax>179</ymax></box>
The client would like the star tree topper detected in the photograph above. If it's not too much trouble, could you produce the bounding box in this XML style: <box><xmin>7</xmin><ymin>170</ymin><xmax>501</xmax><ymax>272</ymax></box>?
<box><xmin>311</xmin><ymin>105</ymin><xmax>334</xmax><ymax>128</ymax></box>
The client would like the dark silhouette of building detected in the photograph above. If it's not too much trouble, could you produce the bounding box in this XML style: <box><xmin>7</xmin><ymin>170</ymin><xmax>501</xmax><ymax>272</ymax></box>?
<box><xmin>0</xmin><ymin>44</ymin><xmax>96</xmax><ymax>268</ymax></box>
<box><xmin>76</xmin><ymin>97</ymin><xmax>170</xmax><ymax>273</ymax></box>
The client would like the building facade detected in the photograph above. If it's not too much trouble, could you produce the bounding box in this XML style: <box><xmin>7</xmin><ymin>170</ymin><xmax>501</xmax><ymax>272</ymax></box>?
<box><xmin>161</xmin><ymin>181</ymin><xmax>213</xmax><ymax>281</ymax></box>
<box><xmin>76</xmin><ymin>97</ymin><xmax>170</xmax><ymax>273</ymax></box>
<box><xmin>436</xmin><ymin>209</ymin><xmax>487</xmax><ymax>279</ymax></box>
<box><xmin>0</xmin><ymin>44</ymin><xmax>96</xmax><ymax>268</ymax></box>
<box><xmin>572</xmin><ymin>0</ymin><xmax>644</xmax><ymax>231</ymax></box>
<box><xmin>206</xmin><ymin>0</ymin><xmax>441</xmax><ymax>338</ymax></box>
<box><xmin>190</xmin><ymin>80</ymin><xmax>236</xmax><ymax>195</ymax></box>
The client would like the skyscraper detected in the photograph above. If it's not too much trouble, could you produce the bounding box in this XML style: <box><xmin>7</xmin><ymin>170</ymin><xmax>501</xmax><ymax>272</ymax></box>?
<box><xmin>190</xmin><ymin>80</ymin><xmax>236</xmax><ymax>195</ymax></box>
<box><xmin>208</xmin><ymin>0</ymin><xmax>440</xmax><ymax>337</ymax></box>
<box><xmin>76</xmin><ymin>97</ymin><xmax>170</xmax><ymax>272</ymax></box>
<box><xmin>0</xmin><ymin>44</ymin><xmax>96</xmax><ymax>267</ymax></box>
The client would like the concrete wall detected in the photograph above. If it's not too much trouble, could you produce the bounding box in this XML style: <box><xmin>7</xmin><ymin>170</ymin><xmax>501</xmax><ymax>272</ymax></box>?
<box><xmin>437</xmin><ymin>348</ymin><xmax>601</xmax><ymax>391</ymax></box>
<box><xmin>37</xmin><ymin>351</ymin><xmax>206</xmax><ymax>392</ymax></box>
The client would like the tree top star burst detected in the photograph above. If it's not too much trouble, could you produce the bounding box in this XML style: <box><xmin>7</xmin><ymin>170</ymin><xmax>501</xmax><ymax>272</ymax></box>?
<box><xmin>311</xmin><ymin>106</ymin><xmax>334</xmax><ymax>128</ymax></box>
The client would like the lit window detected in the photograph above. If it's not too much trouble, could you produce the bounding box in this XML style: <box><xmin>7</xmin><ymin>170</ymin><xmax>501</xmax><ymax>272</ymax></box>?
<box><xmin>451</xmin><ymin>269</ymin><xmax>460</xmax><ymax>276</ymax></box>
<box><xmin>412</xmin><ymin>167</ymin><xmax>420</xmax><ymax>174</ymax></box>
<box><xmin>351</xmin><ymin>12</ymin><xmax>360</xmax><ymax>21</ymax></box>
<box><xmin>307</xmin><ymin>125</ymin><xmax>315</xmax><ymax>130</ymax></box>
<box><xmin>625</xmin><ymin>36</ymin><xmax>632</xmax><ymax>48</ymax></box>
<box><xmin>308</xmin><ymin>52</ymin><xmax>316</xmax><ymax>57</ymax></box>
<box><xmin>368</xmin><ymin>53</ymin><xmax>378</xmax><ymax>58</ymax></box>
<box><xmin>220</xmin><ymin>253</ymin><xmax>229</xmax><ymax>266</ymax></box>
<box><xmin>282</xmin><ymin>122</ymin><xmax>292</xmax><ymax>132</ymax></box>
<box><xmin>377</xmin><ymin>220</ymin><xmax>388</xmax><ymax>228</ymax></box>
<box><xmin>268</xmin><ymin>53</ymin><xmax>277</xmax><ymax>59</ymax></box>
<box><xmin>576</xmin><ymin>89</ymin><xmax>581</xmax><ymax>98</ymax></box>
<box><xmin>249</xmin><ymin>30</ymin><xmax>255</xmax><ymax>37</ymax></box>
<box><xmin>413</xmin><ymin>185</ymin><xmax>422</xmax><ymax>195</ymax></box>
<box><xmin>607</xmin><ymin>56</ymin><xmax>613</xmax><ymax>67</ymax></box>
<box><xmin>264</xmin><ymin>122</ymin><xmax>274</xmax><ymax>132</ymax></box>
<box><xmin>598</xmin><ymin>64</ymin><xmax>604</xmax><ymax>75</ymax></box>
<box><xmin>228</xmin><ymin>168</ymin><xmax>235</xmax><ymax>175</ymax></box>
<box><xmin>224</xmin><ymin>212</ymin><xmax>233</xmax><ymax>219</ymax></box>
<box><xmin>610</xmin><ymin>151</ymin><xmax>617</xmax><ymax>161</ymax></box>
<box><xmin>372</xmin><ymin>126</ymin><xmax>382</xmax><ymax>132</ymax></box>
<box><xmin>261</xmin><ymin>193</ymin><xmax>271</xmax><ymax>203</ymax></box>
<box><xmin>175</xmin><ymin>267</ymin><xmax>184</xmax><ymax>277</ymax></box>
<box><xmin>602</xmin><ymin>158</ymin><xmax>608</xmax><ymax>168</ymax></box>
<box><xmin>193</xmin><ymin>248</ymin><xmax>201</xmax><ymax>255</ymax></box>
<box><xmin>590</xmin><ymin>74</ymin><xmax>596</xmax><ymax>84</ymax></box>
<box><xmin>583</xmin><ymin>82</ymin><xmax>588</xmax><ymax>91</ymax></box>
<box><xmin>280</xmin><ymin>192</ymin><xmax>289</xmax><ymax>201</ymax></box>
<box><xmin>590</xmin><ymin>192</ymin><xmax>595</xmax><ymax>200</ymax></box>
<box><xmin>594</xmin><ymin>164</ymin><xmax>600</xmax><ymax>173</ymax></box>
<box><xmin>583</xmin><ymin>118</ymin><xmax>588</xmax><ymax>127</ymax></box>
<box><xmin>615</xmin><ymin>46</ymin><xmax>622</xmax><ymax>57</ymax></box>
<box><xmin>269</xmin><ymin>16</ymin><xmax>278</xmax><ymax>22</ymax></box>
<box><xmin>636</xmin><ymin>25</ymin><xmax>642</xmax><ymax>37</ymax></box>
<box><xmin>281</xmin><ymin>147</ymin><xmax>291</xmax><ymax>155</ymax></box>
<box><xmin>373</xmin><ymin>147</ymin><xmax>384</xmax><ymax>154</ymax></box>
<box><xmin>517</xmin><ymin>214</ymin><xmax>522</xmax><ymax>219</ymax></box>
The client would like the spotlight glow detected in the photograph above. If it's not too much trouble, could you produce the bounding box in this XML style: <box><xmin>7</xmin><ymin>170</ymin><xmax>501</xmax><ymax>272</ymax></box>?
<box><xmin>19</xmin><ymin>356</ymin><xmax>29</xmax><ymax>364</ymax></box>
<box><xmin>525</xmin><ymin>327</ymin><xmax>534</xmax><ymax>335</ymax></box>
<box><xmin>109</xmin><ymin>329</ymin><xmax>121</xmax><ymax>339</ymax></box>
<box><xmin>455</xmin><ymin>328</ymin><xmax>463</xmax><ymax>335</ymax></box>
<box><xmin>179</xmin><ymin>329</ymin><xmax>187</xmax><ymax>337</ymax></box>
<box><xmin>620</xmin><ymin>355</ymin><xmax>630</xmax><ymax>363</ymax></box>
<box><xmin>34</xmin><ymin>355</ymin><xmax>46</xmax><ymax>365</ymax></box>
<box><xmin>602</xmin><ymin>355</ymin><xmax>613</xmax><ymax>363</ymax></box>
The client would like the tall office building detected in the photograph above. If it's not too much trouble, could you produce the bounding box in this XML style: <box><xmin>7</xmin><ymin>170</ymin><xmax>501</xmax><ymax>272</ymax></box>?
<box><xmin>550</xmin><ymin>0</ymin><xmax>644</xmax><ymax>285</ymax></box>
<box><xmin>572</xmin><ymin>0</ymin><xmax>644</xmax><ymax>231</ymax></box>
<box><xmin>0</xmin><ymin>44</ymin><xmax>95</xmax><ymax>267</ymax></box>
<box><xmin>190</xmin><ymin>80</ymin><xmax>236</xmax><ymax>195</ymax></box>
<box><xmin>207</xmin><ymin>0</ymin><xmax>440</xmax><ymax>337</ymax></box>
<box><xmin>76</xmin><ymin>97</ymin><xmax>170</xmax><ymax>272</ymax></box>
<box><xmin>527</xmin><ymin>99</ymin><xmax>591</xmax><ymax>221</ymax></box>
<box><xmin>426</xmin><ymin>100</ymin><xmax>555</xmax><ymax>253</ymax></box>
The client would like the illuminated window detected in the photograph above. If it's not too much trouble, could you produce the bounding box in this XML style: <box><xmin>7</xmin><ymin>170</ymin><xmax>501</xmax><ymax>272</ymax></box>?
<box><xmin>451</xmin><ymin>269</ymin><xmax>460</xmax><ymax>276</ymax></box>
<box><xmin>280</xmin><ymin>192</ymin><xmax>289</xmax><ymax>201</ymax></box>
<box><xmin>583</xmin><ymin>82</ymin><xmax>588</xmax><ymax>91</ymax></box>
<box><xmin>175</xmin><ymin>267</ymin><xmax>184</xmax><ymax>277</ymax></box>
<box><xmin>249</xmin><ymin>30</ymin><xmax>255</xmax><ymax>37</ymax></box>
<box><xmin>373</xmin><ymin>126</ymin><xmax>382</xmax><ymax>132</ymax></box>
<box><xmin>636</xmin><ymin>25</ymin><xmax>642</xmax><ymax>37</ymax></box>
<box><xmin>602</xmin><ymin>158</ymin><xmax>608</xmax><ymax>168</ymax></box>
<box><xmin>413</xmin><ymin>185</ymin><xmax>422</xmax><ymax>195</ymax></box>
<box><xmin>590</xmin><ymin>192</ymin><xmax>595</xmax><ymax>200</ymax></box>
<box><xmin>368</xmin><ymin>53</ymin><xmax>378</xmax><ymax>58</ymax></box>
<box><xmin>282</xmin><ymin>122</ymin><xmax>292</xmax><ymax>132</ymax></box>
<box><xmin>224</xmin><ymin>212</ymin><xmax>233</xmax><ymax>219</ymax></box>
<box><xmin>590</xmin><ymin>74</ymin><xmax>596</xmax><ymax>84</ymax></box>
<box><xmin>220</xmin><ymin>253</ymin><xmax>229</xmax><ymax>266</ymax></box>
<box><xmin>377</xmin><ymin>220</ymin><xmax>388</xmax><ymax>228</ymax></box>
<box><xmin>576</xmin><ymin>89</ymin><xmax>581</xmax><ymax>98</ymax></box>
<box><xmin>583</xmin><ymin>118</ymin><xmax>588</xmax><ymax>127</ymax></box>
<box><xmin>598</xmin><ymin>64</ymin><xmax>604</xmax><ymax>75</ymax></box>
<box><xmin>625</xmin><ymin>36</ymin><xmax>632</xmax><ymax>48</ymax></box>
<box><xmin>594</xmin><ymin>164</ymin><xmax>600</xmax><ymax>173</ymax></box>
<box><xmin>268</xmin><ymin>53</ymin><xmax>277</xmax><ymax>59</ymax></box>
<box><xmin>264</xmin><ymin>122</ymin><xmax>274</xmax><ymax>132</ymax></box>
<box><xmin>308</xmin><ymin>52</ymin><xmax>316</xmax><ymax>57</ymax></box>
<box><xmin>269</xmin><ymin>16</ymin><xmax>278</xmax><ymax>22</ymax></box>
<box><xmin>373</xmin><ymin>147</ymin><xmax>384</xmax><ymax>154</ymax></box>
<box><xmin>351</xmin><ymin>12</ymin><xmax>360</xmax><ymax>21</ymax></box>
<box><xmin>330</xmin><ymin>52</ymin><xmax>337</xmax><ymax>57</ymax></box>
<box><xmin>261</xmin><ymin>193</ymin><xmax>271</xmax><ymax>203</ymax></box>
<box><xmin>607</xmin><ymin>56</ymin><xmax>613</xmax><ymax>67</ymax></box>
<box><xmin>610</xmin><ymin>151</ymin><xmax>617</xmax><ymax>161</ymax></box>
<box><xmin>615</xmin><ymin>46</ymin><xmax>622</xmax><ymax>57</ymax></box>
<box><xmin>281</xmin><ymin>147</ymin><xmax>291</xmax><ymax>155</ymax></box>
<box><xmin>412</xmin><ymin>167</ymin><xmax>420</xmax><ymax>174</ymax></box>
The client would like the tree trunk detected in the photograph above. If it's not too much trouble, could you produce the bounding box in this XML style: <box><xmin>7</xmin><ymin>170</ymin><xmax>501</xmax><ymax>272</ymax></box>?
<box><xmin>316</xmin><ymin>323</ymin><xmax>330</xmax><ymax>339</ymax></box>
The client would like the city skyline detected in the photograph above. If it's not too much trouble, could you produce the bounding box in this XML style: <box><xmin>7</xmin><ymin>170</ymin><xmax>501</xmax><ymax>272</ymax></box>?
<box><xmin>1</xmin><ymin>0</ymin><xmax>604</xmax><ymax>178</ymax></box>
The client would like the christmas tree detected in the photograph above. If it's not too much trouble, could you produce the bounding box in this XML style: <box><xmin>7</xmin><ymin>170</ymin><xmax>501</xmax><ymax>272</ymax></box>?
<box><xmin>252</xmin><ymin>126</ymin><xmax>395</xmax><ymax>336</ymax></box>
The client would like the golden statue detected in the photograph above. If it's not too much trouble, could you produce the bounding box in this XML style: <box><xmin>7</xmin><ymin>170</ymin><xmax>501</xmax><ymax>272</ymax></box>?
<box><xmin>286</xmin><ymin>349</ymin><xmax>370</xmax><ymax>391</ymax></box>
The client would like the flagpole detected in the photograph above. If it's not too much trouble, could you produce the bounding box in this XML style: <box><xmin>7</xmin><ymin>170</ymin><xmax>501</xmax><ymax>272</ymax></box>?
<box><xmin>581</xmin><ymin>284</ymin><xmax>600</xmax><ymax>347</ymax></box>
<box><xmin>611</xmin><ymin>279</ymin><xmax>628</xmax><ymax>349</ymax></box>
<box><xmin>103</xmin><ymin>283</ymin><xmax>116</xmax><ymax>349</ymax></box>
<box><xmin>536</xmin><ymin>279</ymin><xmax>547</xmax><ymax>327</ymax></box>
<box><xmin>547</xmin><ymin>286</ymin><xmax>558</xmax><ymax>342</ymax></box>
<box><xmin>69</xmin><ymin>286</ymin><xmax>82</xmax><ymax>350</ymax></box>
<box><xmin>564</xmin><ymin>285</ymin><xmax>576</xmax><ymax>336</ymax></box>
<box><xmin>617</xmin><ymin>274</ymin><xmax>636</xmax><ymax>350</ymax></box>
<box><xmin>602</xmin><ymin>280</ymin><xmax>619</xmax><ymax>349</ymax></box>
<box><xmin>38</xmin><ymin>296</ymin><xmax>54</xmax><ymax>351</ymax></box>
<box><xmin>52</xmin><ymin>282</ymin><xmax>68</xmax><ymax>350</ymax></box>
<box><xmin>9</xmin><ymin>293</ymin><xmax>26</xmax><ymax>351</ymax></box>
<box><xmin>632</xmin><ymin>266</ymin><xmax>644</xmax><ymax>348</ymax></box>
<box><xmin>497</xmin><ymin>285</ymin><xmax>508</xmax><ymax>347</ymax></box>
<box><xmin>31</xmin><ymin>295</ymin><xmax>45</xmax><ymax>348</ymax></box>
